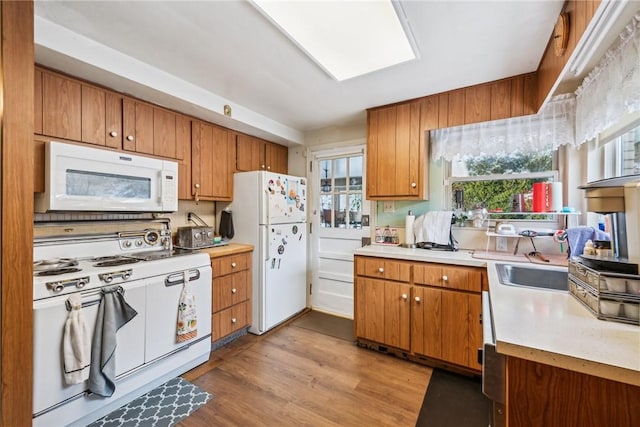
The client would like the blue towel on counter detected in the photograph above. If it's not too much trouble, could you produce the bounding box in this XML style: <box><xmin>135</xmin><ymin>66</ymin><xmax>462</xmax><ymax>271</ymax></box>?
<box><xmin>566</xmin><ymin>226</ymin><xmax>610</xmax><ymax>256</ymax></box>
<box><xmin>88</xmin><ymin>285</ymin><xmax>137</xmax><ymax>397</ymax></box>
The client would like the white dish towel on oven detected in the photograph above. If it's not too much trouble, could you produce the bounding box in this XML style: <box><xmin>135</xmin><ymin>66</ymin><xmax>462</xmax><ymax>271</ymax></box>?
<box><xmin>414</xmin><ymin>211</ymin><xmax>453</xmax><ymax>245</ymax></box>
<box><xmin>63</xmin><ymin>293</ymin><xmax>90</xmax><ymax>385</ymax></box>
<box><xmin>177</xmin><ymin>270</ymin><xmax>198</xmax><ymax>343</ymax></box>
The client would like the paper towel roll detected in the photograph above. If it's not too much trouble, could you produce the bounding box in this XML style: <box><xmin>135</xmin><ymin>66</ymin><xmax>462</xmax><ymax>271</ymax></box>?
<box><xmin>549</xmin><ymin>182</ymin><xmax>563</xmax><ymax>212</ymax></box>
<box><xmin>405</xmin><ymin>211</ymin><xmax>415</xmax><ymax>245</ymax></box>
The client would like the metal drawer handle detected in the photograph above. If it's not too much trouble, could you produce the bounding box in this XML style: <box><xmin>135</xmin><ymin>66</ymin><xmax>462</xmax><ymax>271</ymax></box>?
<box><xmin>231</xmin><ymin>288</ymin><xmax>237</xmax><ymax>294</ymax></box>
<box><xmin>401</xmin><ymin>293</ymin><xmax>408</xmax><ymax>300</ymax></box>
<box><xmin>231</xmin><ymin>318</ymin><xmax>237</xmax><ymax>324</ymax></box>
<box><xmin>378</xmin><ymin>267</ymin><xmax>384</xmax><ymax>273</ymax></box>
<box><xmin>165</xmin><ymin>269</ymin><xmax>201</xmax><ymax>287</ymax></box>
<box><xmin>126</xmin><ymin>135</ymin><xmax>134</xmax><ymax>141</ymax></box>
<box><xmin>231</xmin><ymin>262</ymin><xmax>237</xmax><ymax>268</ymax></box>
<box><xmin>109</xmin><ymin>131</ymin><xmax>118</xmax><ymax>138</ymax></box>
<box><xmin>415</xmin><ymin>296</ymin><xmax>421</xmax><ymax>302</ymax></box>
<box><xmin>442</xmin><ymin>275</ymin><xmax>448</xmax><ymax>282</ymax></box>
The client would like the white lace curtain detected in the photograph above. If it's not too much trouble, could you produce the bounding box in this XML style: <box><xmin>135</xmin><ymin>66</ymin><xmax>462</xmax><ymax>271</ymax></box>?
<box><xmin>432</xmin><ymin>9</ymin><xmax>640</xmax><ymax>161</ymax></box>
<box><xmin>431</xmin><ymin>94</ymin><xmax>576</xmax><ymax>161</ymax></box>
<box><xmin>575</xmin><ymin>12</ymin><xmax>640</xmax><ymax>144</ymax></box>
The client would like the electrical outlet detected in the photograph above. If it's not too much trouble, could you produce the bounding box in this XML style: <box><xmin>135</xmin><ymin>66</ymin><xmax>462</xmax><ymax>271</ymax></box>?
<box><xmin>496</xmin><ymin>236</ymin><xmax>508</xmax><ymax>252</ymax></box>
<box><xmin>383</xmin><ymin>201</ymin><xmax>395</xmax><ymax>213</ymax></box>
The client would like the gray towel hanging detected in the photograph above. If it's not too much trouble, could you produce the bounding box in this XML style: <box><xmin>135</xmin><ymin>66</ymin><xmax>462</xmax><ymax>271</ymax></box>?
<box><xmin>220</xmin><ymin>210</ymin><xmax>234</xmax><ymax>239</ymax></box>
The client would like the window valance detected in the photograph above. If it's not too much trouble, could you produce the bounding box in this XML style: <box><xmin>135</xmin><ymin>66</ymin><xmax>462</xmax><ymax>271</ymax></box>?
<box><xmin>431</xmin><ymin>94</ymin><xmax>576</xmax><ymax>162</ymax></box>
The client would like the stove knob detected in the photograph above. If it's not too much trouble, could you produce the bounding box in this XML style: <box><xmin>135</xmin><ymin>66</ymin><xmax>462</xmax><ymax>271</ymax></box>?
<box><xmin>207</xmin><ymin>231</ymin><xmax>213</xmax><ymax>238</ymax></box>
<box><xmin>76</xmin><ymin>279</ymin><xmax>87</xmax><ymax>289</ymax></box>
<box><xmin>123</xmin><ymin>271</ymin><xmax>131</xmax><ymax>280</ymax></box>
<box><xmin>194</xmin><ymin>233</ymin><xmax>201</xmax><ymax>240</ymax></box>
<box><xmin>123</xmin><ymin>240</ymin><xmax>132</xmax><ymax>248</ymax></box>
<box><xmin>103</xmin><ymin>274</ymin><xmax>113</xmax><ymax>283</ymax></box>
<box><xmin>52</xmin><ymin>282</ymin><xmax>64</xmax><ymax>293</ymax></box>
<box><xmin>136</xmin><ymin>239</ymin><xmax>143</xmax><ymax>247</ymax></box>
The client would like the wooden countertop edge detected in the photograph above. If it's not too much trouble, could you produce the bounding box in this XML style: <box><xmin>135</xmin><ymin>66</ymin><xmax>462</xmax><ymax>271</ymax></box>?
<box><xmin>198</xmin><ymin>243</ymin><xmax>254</xmax><ymax>258</ymax></box>
<box><xmin>497</xmin><ymin>341</ymin><xmax>640</xmax><ymax>387</ymax></box>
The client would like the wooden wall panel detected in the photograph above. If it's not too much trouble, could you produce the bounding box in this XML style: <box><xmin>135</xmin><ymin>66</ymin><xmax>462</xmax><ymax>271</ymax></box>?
<box><xmin>523</xmin><ymin>73</ymin><xmax>538</xmax><ymax>115</ymax></box>
<box><xmin>34</xmin><ymin>68</ymin><xmax>42</xmax><ymax>134</ymax></box>
<box><xmin>510</xmin><ymin>76</ymin><xmax>525</xmax><ymax>117</ymax></box>
<box><xmin>438</xmin><ymin>93</ymin><xmax>449</xmax><ymax>128</ymax></box>
<box><xmin>464</xmin><ymin>85</ymin><xmax>491</xmax><ymax>124</ymax></box>
<box><xmin>490</xmin><ymin>80</ymin><xmax>511</xmax><ymax>120</ymax></box>
<box><xmin>447</xmin><ymin>89</ymin><xmax>465</xmax><ymax>127</ymax></box>
<box><xmin>2</xmin><ymin>1</ymin><xmax>35</xmax><ymax>425</ymax></box>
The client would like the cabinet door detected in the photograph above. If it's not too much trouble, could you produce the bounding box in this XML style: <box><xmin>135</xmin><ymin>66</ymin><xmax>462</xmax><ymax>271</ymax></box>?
<box><xmin>191</xmin><ymin>122</ymin><xmax>234</xmax><ymax>200</ymax></box>
<box><xmin>81</xmin><ymin>84</ymin><xmax>106</xmax><ymax>146</ymax></box>
<box><xmin>176</xmin><ymin>114</ymin><xmax>192</xmax><ymax>200</ymax></box>
<box><xmin>123</xmin><ymin>98</ymin><xmax>154</xmax><ymax>155</ymax></box>
<box><xmin>153</xmin><ymin>108</ymin><xmax>176</xmax><ymax>158</ymax></box>
<box><xmin>236</xmin><ymin>134</ymin><xmax>265</xmax><ymax>171</ymax></box>
<box><xmin>42</xmin><ymin>72</ymin><xmax>81</xmax><ymax>140</ymax></box>
<box><xmin>265</xmin><ymin>142</ymin><xmax>288</xmax><ymax>174</ymax></box>
<box><xmin>384</xmin><ymin>281</ymin><xmax>411</xmax><ymax>351</ymax></box>
<box><xmin>367</xmin><ymin>100</ymin><xmax>423</xmax><ymax>199</ymax></box>
<box><xmin>411</xmin><ymin>286</ymin><xmax>442</xmax><ymax>359</ymax></box>
<box><xmin>354</xmin><ymin>277</ymin><xmax>385</xmax><ymax>344</ymax></box>
<box><xmin>468</xmin><ymin>293</ymin><xmax>482</xmax><ymax>370</ymax></box>
<box><xmin>34</xmin><ymin>68</ymin><xmax>43</xmax><ymax>134</ymax></box>
<box><xmin>441</xmin><ymin>290</ymin><xmax>470</xmax><ymax>367</ymax></box>
<box><xmin>105</xmin><ymin>92</ymin><xmax>123</xmax><ymax>149</ymax></box>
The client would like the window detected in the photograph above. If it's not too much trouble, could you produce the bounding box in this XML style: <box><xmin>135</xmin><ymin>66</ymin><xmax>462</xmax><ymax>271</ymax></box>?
<box><xmin>319</xmin><ymin>155</ymin><xmax>363</xmax><ymax>228</ymax></box>
<box><xmin>448</xmin><ymin>148</ymin><xmax>557</xmax><ymax>221</ymax></box>
<box><xmin>591</xmin><ymin>122</ymin><xmax>640</xmax><ymax>180</ymax></box>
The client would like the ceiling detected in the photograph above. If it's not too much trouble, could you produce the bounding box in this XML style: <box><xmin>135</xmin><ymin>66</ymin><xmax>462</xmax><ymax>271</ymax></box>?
<box><xmin>34</xmin><ymin>1</ymin><xmax>567</xmax><ymax>145</ymax></box>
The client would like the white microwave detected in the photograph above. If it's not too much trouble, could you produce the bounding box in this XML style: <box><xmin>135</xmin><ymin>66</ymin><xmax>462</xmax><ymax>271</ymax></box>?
<box><xmin>35</xmin><ymin>141</ymin><xmax>178</xmax><ymax>213</ymax></box>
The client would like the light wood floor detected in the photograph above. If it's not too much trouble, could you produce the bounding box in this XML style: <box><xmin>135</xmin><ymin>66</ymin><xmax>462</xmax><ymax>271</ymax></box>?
<box><xmin>180</xmin><ymin>322</ymin><xmax>432</xmax><ymax>426</ymax></box>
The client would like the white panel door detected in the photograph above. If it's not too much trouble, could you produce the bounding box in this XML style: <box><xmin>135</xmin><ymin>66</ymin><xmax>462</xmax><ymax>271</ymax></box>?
<box><xmin>309</xmin><ymin>145</ymin><xmax>368</xmax><ymax>318</ymax></box>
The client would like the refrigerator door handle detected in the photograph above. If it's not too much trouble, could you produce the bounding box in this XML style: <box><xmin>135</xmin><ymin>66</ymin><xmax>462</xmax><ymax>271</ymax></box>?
<box><xmin>265</xmin><ymin>189</ymin><xmax>271</xmax><ymax>261</ymax></box>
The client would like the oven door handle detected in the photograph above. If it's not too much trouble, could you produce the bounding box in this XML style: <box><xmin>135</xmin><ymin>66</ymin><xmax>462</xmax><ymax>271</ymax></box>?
<box><xmin>165</xmin><ymin>269</ymin><xmax>200</xmax><ymax>287</ymax></box>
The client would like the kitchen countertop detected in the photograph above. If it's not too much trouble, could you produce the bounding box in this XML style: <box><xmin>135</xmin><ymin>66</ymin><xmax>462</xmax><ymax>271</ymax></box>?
<box><xmin>353</xmin><ymin>245</ymin><xmax>486</xmax><ymax>267</ymax></box>
<box><xmin>354</xmin><ymin>245</ymin><xmax>640</xmax><ymax>386</ymax></box>
<box><xmin>197</xmin><ymin>243</ymin><xmax>254</xmax><ymax>258</ymax></box>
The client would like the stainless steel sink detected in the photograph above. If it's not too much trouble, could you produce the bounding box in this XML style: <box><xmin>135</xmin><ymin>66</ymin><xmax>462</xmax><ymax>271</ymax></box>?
<box><xmin>495</xmin><ymin>263</ymin><xmax>568</xmax><ymax>291</ymax></box>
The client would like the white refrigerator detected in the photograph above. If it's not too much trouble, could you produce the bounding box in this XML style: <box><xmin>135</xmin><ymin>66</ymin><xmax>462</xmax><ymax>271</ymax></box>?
<box><xmin>231</xmin><ymin>171</ymin><xmax>307</xmax><ymax>334</ymax></box>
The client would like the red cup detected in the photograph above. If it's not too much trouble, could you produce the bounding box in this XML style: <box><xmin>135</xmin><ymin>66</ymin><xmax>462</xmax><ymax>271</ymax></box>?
<box><xmin>532</xmin><ymin>183</ymin><xmax>547</xmax><ymax>212</ymax></box>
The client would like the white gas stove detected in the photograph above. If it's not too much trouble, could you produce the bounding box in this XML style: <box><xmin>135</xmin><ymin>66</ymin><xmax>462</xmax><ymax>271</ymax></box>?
<box><xmin>32</xmin><ymin>220</ymin><xmax>213</xmax><ymax>427</ymax></box>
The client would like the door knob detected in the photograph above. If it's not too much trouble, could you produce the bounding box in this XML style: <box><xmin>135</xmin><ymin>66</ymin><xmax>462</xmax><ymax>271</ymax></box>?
<box><xmin>126</xmin><ymin>135</ymin><xmax>134</xmax><ymax>141</ymax></box>
<box><xmin>415</xmin><ymin>296</ymin><xmax>421</xmax><ymax>302</ymax></box>
<box><xmin>231</xmin><ymin>288</ymin><xmax>237</xmax><ymax>294</ymax></box>
<box><xmin>442</xmin><ymin>275</ymin><xmax>448</xmax><ymax>282</ymax></box>
<box><xmin>401</xmin><ymin>293</ymin><xmax>408</xmax><ymax>300</ymax></box>
<box><xmin>378</xmin><ymin>267</ymin><xmax>384</xmax><ymax>273</ymax></box>
<box><xmin>231</xmin><ymin>262</ymin><xmax>237</xmax><ymax>268</ymax></box>
<box><xmin>109</xmin><ymin>131</ymin><xmax>118</xmax><ymax>138</ymax></box>
<box><xmin>411</xmin><ymin>182</ymin><xmax>417</xmax><ymax>188</ymax></box>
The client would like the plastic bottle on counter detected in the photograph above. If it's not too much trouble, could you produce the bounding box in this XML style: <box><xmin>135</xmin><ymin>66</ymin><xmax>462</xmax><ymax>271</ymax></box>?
<box><xmin>391</xmin><ymin>228</ymin><xmax>399</xmax><ymax>244</ymax></box>
<box><xmin>375</xmin><ymin>227</ymin><xmax>384</xmax><ymax>244</ymax></box>
<box><xmin>383</xmin><ymin>225</ymin><xmax>392</xmax><ymax>243</ymax></box>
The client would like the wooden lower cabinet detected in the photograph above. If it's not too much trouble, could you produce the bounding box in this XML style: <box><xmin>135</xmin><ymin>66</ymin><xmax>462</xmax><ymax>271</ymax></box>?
<box><xmin>355</xmin><ymin>255</ymin><xmax>483</xmax><ymax>371</ymax></box>
<box><xmin>210</xmin><ymin>250</ymin><xmax>252</xmax><ymax>342</ymax></box>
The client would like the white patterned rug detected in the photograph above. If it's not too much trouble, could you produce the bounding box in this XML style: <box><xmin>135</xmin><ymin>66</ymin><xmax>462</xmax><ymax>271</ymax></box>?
<box><xmin>88</xmin><ymin>377</ymin><xmax>212</xmax><ymax>427</ymax></box>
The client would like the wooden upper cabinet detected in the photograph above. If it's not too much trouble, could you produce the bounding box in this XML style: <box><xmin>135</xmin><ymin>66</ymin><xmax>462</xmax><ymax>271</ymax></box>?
<box><xmin>464</xmin><ymin>85</ymin><xmax>491</xmax><ymax>124</ymax></box>
<box><xmin>105</xmin><ymin>92</ymin><xmax>123</xmax><ymax>149</ymax></box>
<box><xmin>153</xmin><ymin>108</ymin><xmax>177</xmax><ymax>159</ymax></box>
<box><xmin>176</xmin><ymin>114</ymin><xmax>192</xmax><ymax>200</ymax></box>
<box><xmin>265</xmin><ymin>142</ymin><xmax>288</xmax><ymax>174</ymax></box>
<box><xmin>81</xmin><ymin>84</ymin><xmax>106</xmax><ymax>146</ymax></box>
<box><xmin>34</xmin><ymin>68</ymin><xmax>43</xmax><ymax>134</ymax></box>
<box><xmin>236</xmin><ymin>133</ymin><xmax>288</xmax><ymax>174</ymax></box>
<box><xmin>236</xmin><ymin>134</ymin><xmax>266</xmax><ymax>171</ymax></box>
<box><xmin>42</xmin><ymin>71</ymin><xmax>81</xmax><ymax>140</ymax></box>
<box><xmin>123</xmin><ymin>98</ymin><xmax>154</xmax><ymax>155</ymax></box>
<box><xmin>191</xmin><ymin>121</ymin><xmax>234</xmax><ymax>201</ymax></box>
<box><xmin>367</xmin><ymin>100</ymin><xmax>426</xmax><ymax>200</ymax></box>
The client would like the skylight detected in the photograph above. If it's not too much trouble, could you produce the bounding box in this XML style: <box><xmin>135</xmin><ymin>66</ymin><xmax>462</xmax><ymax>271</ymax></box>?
<box><xmin>251</xmin><ymin>0</ymin><xmax>418</xmax><ymax>81</ymax></box>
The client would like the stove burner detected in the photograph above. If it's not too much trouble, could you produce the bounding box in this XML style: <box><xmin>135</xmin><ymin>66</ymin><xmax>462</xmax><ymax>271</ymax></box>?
<box><xmin>33</xmin><ymin>258</ymin><xmax>79</xmax><ymax>271</ymax></box>
<box><xmin>36</xmin><ymin>267</ymin><xmax>82</xmax><ymax>276</ymax></box>
<box><xmin>91</xmin><ymin>256</ymin><xmax>123</xmax><ymax>262</ymax></box>
<box><xmin>94</xmin><ymin>259</ymin><xmax>141</xmax><ymax>267</ymax></box>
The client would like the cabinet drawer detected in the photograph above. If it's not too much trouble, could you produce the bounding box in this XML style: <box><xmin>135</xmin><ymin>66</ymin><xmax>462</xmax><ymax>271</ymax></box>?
<box><xmin>212</xmin><ymin>300</ymin><xmax>249</xmax><ymax>341</ymax></box>
<box><xmin>355</xmin><ymin>256</ymin><xmax>411</xmax><ymax>282</ymax></box>
<box><xmin>212</xmin><ymin>253</ymin><xmax>250</xmax><ymax>277</ymax></box>
<box><xmin>213</xmin><ymin>270</ymin><xmax>249</xmax><ymax>312</ymax></box>
<box><xmin>414</xmin><ymin>263</ymin><xmax>482</xmax><ymax>292</ymax></box>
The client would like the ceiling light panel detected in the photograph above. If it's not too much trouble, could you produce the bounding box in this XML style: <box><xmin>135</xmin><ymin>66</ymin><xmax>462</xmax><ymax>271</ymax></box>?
<box><xmin>252</xmin><ymin>0</ymin><xmax>417</xmax><ymax>81</ymax></box>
